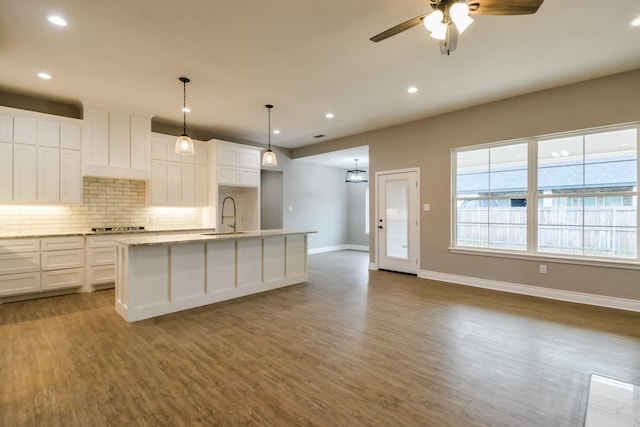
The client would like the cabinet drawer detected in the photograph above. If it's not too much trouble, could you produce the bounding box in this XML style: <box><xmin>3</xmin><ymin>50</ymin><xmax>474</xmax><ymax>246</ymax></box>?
<box><xmin>0</xmin><ymin>238</ymin><xmax>40</xmax><ymax>254</ymax></box>
<box><xmin>0</xmin><ymin>272</ymin><xmax>40</xmax><ymax>296</ymax></box>
<box><xmin>218</xmin><ymin>166</ymin><xmax>239</xmax><ymax>185</ymax></box>
<box><xmin>87</xmin><ymin>247</ymin><xmax>115</xmax><ymax>266</ymax></box>
<box><xmin>88</xmin><ymin>265</ymin><xmax>115</xmax><ymax>285</ymax></box>
<box><xmin>86</xmin><ymin>236</ymin><xmax>117</xmax><ymax>248</ymax></box>
<box><xmin>239</xmin><ymin>168</ymin><xmax>260</xmax><ymax>186</ymax></box>
<box><xmin>41</xmin><ymin>236</ymin><xmax>84</xmax><ymax>251</ymax></box>
<box><xmin>0</xmin><ymin>252</ymin><xmax>40</xmax><ymax>274</ymax></box>
<box><xmin>41</xmin><ymin>268</ymin><xmax>84</xmax><ymax>290</ymax></box>
<box><xmin>41</xmin><ymin>249</ymin><xmax>85</xmax><ymax>271</ymax></box>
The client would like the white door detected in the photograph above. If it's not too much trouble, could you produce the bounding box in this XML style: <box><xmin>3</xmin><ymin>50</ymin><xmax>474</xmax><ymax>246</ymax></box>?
<box><xmin>377</xmin><ymin>170</ymin><xmax>419</xmax><ymax>274</ymax></box>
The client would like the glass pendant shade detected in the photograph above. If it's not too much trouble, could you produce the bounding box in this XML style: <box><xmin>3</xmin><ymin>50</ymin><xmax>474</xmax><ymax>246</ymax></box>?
<box><xmin>175</xmin><ymin>77</ymin><xmax>195</xmax><ymax>155</ymax></box>
<box><xmin>262</xmin><ymin>104</ymin><xmax>277</xmax><ymax>167</ymax></box>
<box><xmin>175</xmin><ymin>134</ymin><xmax>194</xmax><ymax>155</ymax></box>
<box><xmin>262</xmin><ymin>149</ymin><xmax>277</xmax><ymax>167</ymax></box>
<box><xmin>346</xmin><ymin>159</ymin><xmax>368</xmax><ymax>183</ymax></box>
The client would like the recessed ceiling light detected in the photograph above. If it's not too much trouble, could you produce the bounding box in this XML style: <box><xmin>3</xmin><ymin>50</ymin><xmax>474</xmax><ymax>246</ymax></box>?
<box><xmin>181</xmin><ymin>107</ymin><xmax>191</xmax><ymax>113</ymax></box>
<box><xmin>408</xmin><ymin>86</ymin><xmax>418</xmax><ymax>94</ymax></box>
<box><xmin>37</xmin><ymin>72</ymin><xmax>52</xmax><ymax>80</ymax></box>
<box><xmin>325</xmin><ymin>113</ymin><xmax>334</xmax><ymax>119</ymax></box>
<box><xmin>48</xmin><ymin>15</ymin><xmax>67</xmax><ymax>26</ymax></box>
<box><xmin>631</xmin><ymin>16</ymin><xmax>640</xmax><ymax>26</ymax></box>
<box><xmin>273</xmin><ymin>130</ymin><xmax>280</xmax><ymax>134</ymax></box>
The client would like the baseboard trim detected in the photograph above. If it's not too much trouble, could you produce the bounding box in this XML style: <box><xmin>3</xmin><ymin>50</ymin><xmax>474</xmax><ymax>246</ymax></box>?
<box><xmin>369</xmin><ymin>263</ymin><xmax>378</xmax><ymax>270</ymax></box>
<box><xmin>308</xmin><ymin>245</ymin><xmax>369</xmax><ymax>254</ymax></box>
<box><xmin>419</xmin><ymin>270</ymin><xmax>640</xmax><ymax>312</ymax></box>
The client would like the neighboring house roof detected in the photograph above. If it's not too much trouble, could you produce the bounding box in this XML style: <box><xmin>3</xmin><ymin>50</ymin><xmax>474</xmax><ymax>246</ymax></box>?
<box><xmin>458</xmin><ymin>158</ymin><xmax>637</xmax><ymax>195</ymax></box>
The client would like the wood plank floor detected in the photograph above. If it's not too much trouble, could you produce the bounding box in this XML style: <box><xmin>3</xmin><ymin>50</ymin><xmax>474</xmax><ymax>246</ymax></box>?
<box><xmin>1</xmin><ymin>250</ymin><xmax>639</xmax><ymax>426</ymax></box>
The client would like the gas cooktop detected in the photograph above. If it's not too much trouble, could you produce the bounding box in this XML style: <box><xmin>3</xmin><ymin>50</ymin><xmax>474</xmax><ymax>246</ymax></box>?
<box><xmin>91</xmin><ymin>226</ymin><xmax>146</xmax><ymax>233</ymax></box>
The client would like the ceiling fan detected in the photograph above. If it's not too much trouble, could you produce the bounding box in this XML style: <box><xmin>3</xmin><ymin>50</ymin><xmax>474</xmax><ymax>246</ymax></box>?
<box><xmin>370</xmin><ymin>0</ymin><xmax>544</xmax><ymax>55</ymax></box>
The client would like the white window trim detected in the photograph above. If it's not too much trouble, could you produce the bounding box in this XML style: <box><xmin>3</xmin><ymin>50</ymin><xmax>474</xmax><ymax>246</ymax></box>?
<box><xmin>451</xmin><ymin>123</ymin><xmax>640</xmax><ymax>266</ymax></box>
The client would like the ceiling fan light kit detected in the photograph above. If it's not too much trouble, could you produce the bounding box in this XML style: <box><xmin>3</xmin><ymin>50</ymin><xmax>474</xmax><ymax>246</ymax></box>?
<box><xmin>371</xmin><ymin>0</ymin><xmax>544</xmax><ymax>55</ymax></box>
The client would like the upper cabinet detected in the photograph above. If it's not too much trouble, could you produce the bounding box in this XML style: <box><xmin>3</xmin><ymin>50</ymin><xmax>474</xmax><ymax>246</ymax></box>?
<box><xmin>82</xmin><ymin>107</ymin><xmax>151</xmax><ymax>180</ymax></box>
<box><xmin>148</xmin><ymin>133</ymin><xmax>208</xmax><ymax>207</ymax></box>
<box><xmin>213</xmin><ymin>140</ymin><xmax>261</xmax><ymax>187</ymax></box>
<box><xmin>0</xmin><ymin>108</ymin><xmax>82</xmax><ymax>205</ymax></box>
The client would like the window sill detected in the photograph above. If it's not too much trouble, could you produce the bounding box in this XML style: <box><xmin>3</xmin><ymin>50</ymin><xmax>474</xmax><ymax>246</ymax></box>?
<box><xmin>449</xmin><ymin>247</ymin><xmax>640</xmax><ymax>270</ymax></box>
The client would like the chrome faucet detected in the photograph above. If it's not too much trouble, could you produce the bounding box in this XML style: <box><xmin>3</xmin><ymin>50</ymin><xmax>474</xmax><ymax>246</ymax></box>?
<box><xmin>221</xmin><ymin>196</ymin><xmax>237</xmax><ymax>234</ymax></box>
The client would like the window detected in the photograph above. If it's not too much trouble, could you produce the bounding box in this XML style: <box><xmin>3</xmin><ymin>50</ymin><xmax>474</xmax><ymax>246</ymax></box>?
<box><xmin>455</xmin><ymin>143</ymin><xmax>528</xmax><ymax>250</ymax></box>
<box><xmin>453</xmin><ymin>125</ymin><xmax>638</xmax><ymax>262</ymax></box>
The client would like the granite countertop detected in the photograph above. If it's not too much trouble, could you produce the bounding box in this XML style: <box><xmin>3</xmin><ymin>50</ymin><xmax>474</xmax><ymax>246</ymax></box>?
<box><xmin>114</xmin><ymin>230</ymin><xmax>316</xmax><ymax>247</ymax></box>
<box><xmin>0</xmin><ymin>228</ymin><xmax>218</xmax><ymax>240</ymax></box>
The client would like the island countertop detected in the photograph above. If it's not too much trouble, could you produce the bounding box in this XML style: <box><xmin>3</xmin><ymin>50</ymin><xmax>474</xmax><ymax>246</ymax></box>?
<box><xmin>114</xmin><ymin>229</ymin><xmax>316</xmax><ymax>247</ymax></box>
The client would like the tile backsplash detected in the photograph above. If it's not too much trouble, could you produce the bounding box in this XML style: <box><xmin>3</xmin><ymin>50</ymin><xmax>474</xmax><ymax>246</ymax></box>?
<box><xmin>0</xmin><ymin>177</ymin><xmax>204</xmax><ymax>236</ymax></box>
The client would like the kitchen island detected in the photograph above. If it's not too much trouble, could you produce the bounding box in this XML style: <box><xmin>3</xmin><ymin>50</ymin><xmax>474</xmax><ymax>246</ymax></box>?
<box><xmin>114</xmin><ymin>230</ymin><xmax>314</xmax><ymax>322</ymax></box>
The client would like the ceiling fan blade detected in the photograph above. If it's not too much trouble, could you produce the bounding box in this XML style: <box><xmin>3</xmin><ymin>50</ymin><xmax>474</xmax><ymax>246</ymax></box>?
<box><xmin>468</xmin><ymin>0</ymin><xmax>544</xmax><ymax>15</ymax></box>
<box><xmin>370</xmin><ymin>13</ymin><xmax>430</xmax><ymax>42</ymax></box>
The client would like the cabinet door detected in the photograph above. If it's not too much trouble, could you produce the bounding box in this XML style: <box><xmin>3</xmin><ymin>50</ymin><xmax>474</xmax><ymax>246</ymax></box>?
<box><xmin>37</xmin><ymin>146</ymin><xmax>60</xmax><ymax>202</ymax></box>
<box><xmin>60</xmin><ymin>123</ymin><xmax>81</xmax><ymax>150</ymax></box>
<box><xmin>217</xmin><ymin>143</ymin><xmax>239</xmax><ymax>166</ymax></box>
<box><xmin>181</xmin><ymin>163</ymin><xmax>195</xmax><ymax>206</ymax></box>
<box><xmin>130</xmin><ymin>115</ymin><xmax>150</xmax><ymax>170</ymax></box>
<box><xmin>166</xmin><ymin>161</ymin><xmax>182</xmax><ymax>205</ymax></box>
<box><xmin>41</xmin><ymin>268</ymin><xmax>84</xmax><ymax>290</ymax></box>
<box><xmin>38</xmin><ymin>120</ymin><xmax>60</xmax><ymax>147</ymax></box>
<box><xmin>239</xmin><ymin>168</ymin><xmax>260</xmax><ymax>187</ymax></box>
<box><xmin>194</xmin><ymin>140</ymin><xmax>208</xmax><ymax>165</ymax></box>
<box><xmin>165</xmin><ymin>137</ymin><xmax>182</xmax><ymax>162</ymax></box>
<box><xmin>85</xmin><ymin>107</ymin><xmax>109</xmax><ymax>167</ymax></box>
<box><xmin>109</xmin><ymin>112</ymin><xmax>131</xmax><ymax>168</ymax></box>
<box><xmin>239</xmin><ymin>148</ymin><xmax>260</xmax><ymax>169</ymax></box>
<box><xmin>195</xmin><ymin>164</ymin><xmax>208</xmax><ymax>206</ymax></box>
<box><xmin>0</xmin><ymin>272</ymin><xmax>40</xmax><ymax>296</ymax></box>
<box><xmin>0</xmin><ymin>114</ymin><xmax>13</xmax><ymax>142</ymax></box>
<box><xmin>13</xmin><ymin>143</ymin><xmax>37</xmax><ymax>202</ymax></box>
<box><xmin>151</xmin><ymin>137</ymin><xmax>166</xmax><ymax>160</ymax></box>
<box><xmin>151</xmin><ymin>159</ymin><xmax>167</xmax><ymax>205</ymax></box>
<box><xmin>13</xmin><ymin>117</ymin><xmax>37</xmax><ymax>145</ymax></box>
<box><xmin>218</xmin><ymin>165</ymin><xmax>239</xmax><ymax>185</ymax></box>
<box><xmin>0</xmin><ymin>142</ymin><xmax>12</xmax><ymax>202</ymax></box>
<box><xmin>60</xmin><ymin>149</ymin><xmax>82</xmax><ymax>203</ymax></box>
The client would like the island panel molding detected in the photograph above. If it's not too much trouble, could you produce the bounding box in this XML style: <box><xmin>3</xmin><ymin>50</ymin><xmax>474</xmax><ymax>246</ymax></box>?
<box><xmin>115</xmin><ymin>230</ymin><xmax>313</xmax><ymax>322</ymax></box>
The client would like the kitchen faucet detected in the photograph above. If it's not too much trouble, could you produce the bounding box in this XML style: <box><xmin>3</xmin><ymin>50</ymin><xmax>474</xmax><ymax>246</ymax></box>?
<box><xmin>221</xmin><ymin>196</ymin><xmax>237</xmax><ymax>234</ymax></box>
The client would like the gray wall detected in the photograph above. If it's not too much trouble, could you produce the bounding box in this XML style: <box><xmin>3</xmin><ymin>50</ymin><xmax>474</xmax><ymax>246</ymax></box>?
<box><xmin>292</xmin><ymin>68</ymin><xmax>640</xmax><ymax>302</ymax></box>
<box><xmin>260</xmin><ymin>170</ymin><xmax>284</xmax><ymax>229</ymax></box>
<box><xmin>347</xmin><ymin>175</ymin><xmax>369</xmax><ymax>248</ymax></box>
<box><xmin>262</xmin><ymin>149</ymin><xmax>349</xmax><ymax>250</ymax></box>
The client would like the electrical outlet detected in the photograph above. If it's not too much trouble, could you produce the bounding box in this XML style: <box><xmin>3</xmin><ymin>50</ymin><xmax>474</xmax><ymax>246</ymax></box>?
<box><xmin>539</xmin><ymin>264</ymin><xmax>547</xmax><ymax>274</ymax></box>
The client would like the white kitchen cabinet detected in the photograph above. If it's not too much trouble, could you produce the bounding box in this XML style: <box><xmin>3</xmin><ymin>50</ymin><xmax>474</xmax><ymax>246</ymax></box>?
<box><xmin>181</xmin><ymin>163</ymin><xmax>195</xmax><ymax>206</ymax></box>
<box><xmin>60</xmin><ymin>149</ymin><xmax>82</xmax><ymax>203</ymax></box>
<box><xmin>40</xmin><ymin>236</ymin><xmax>85</xmax><ymax>292</ymax></box>
<box><xmin>150</xmin><ymin>159</ymin><xmax>167</xmax><ymax>205</ymax></box>
<box><xmin>85</xmin><ymin>107</ymin><xmax>109</xmax><ymax>167</ymax></box>
<box><xmin>85</xmin><ymin>235</ymin><xmax>117</xmax><ymax>288</ymax></box>
<box><xmin>38</xmin><ymin>120</ymin><xmax>60</xmax><ymax>147</ymax></box>
<box><xmin>130</xmin><ymin>115</ymin><xmax>151</xmax><ymax>171</ymax></box>
<box><xmin>0</xmin><ymin>142</ymin><xmax>12</xmax><ymax>202</ymax></box>
<box><xmin>0</xmin><ymin>238</ymin><xmax>41</xmax><ymax>297</ymax></box>
<box><xmin>0</xmin><ymin>114</ymin><xmax>13</xmax><ymax>142</ymax></box>
<box><xmin>215</xmin><ymin>141</ymin><xmax>261</xmax><ymax>187</ymax></box>
<box><xmin>13</xmin><ymin>143</ymin><xmax>37</xmax><ymax>202</ymax></box>
<box><xmin>195</xmin><ymin>164</ymin><xmax>208</xmax><ymax>205</ymax></box>
<box><xmin>13</xmin><ymin>117</ymin><xmax>37</xmax><ymax>145</ymax></box>
<box><xmin>108</xmin><ymin>112</ymin><xmax>130</xmax><ymax>169</ymax></box>
<box><xmin>166</xmin><ymin>161</ymin><xmax>182</xmax><ymax>205</ymax></box>
<box><xmin>83</xmin><ymin>107</ymin><xmax>151</xmax><ymax>179</ymax></box>
<box><xmin>60</xmin><ymin>123</ymin><xmax>81</xmax><ymax>150</ymax></box>
<box><xmin>149</xmin><ymin>133</ymin><xmax>208</xmax><ymax>206</ymax></box>
<box><xmin>37</xmin><ymin>146</ymin><xmax>60</xmax><ymax>203</ymax></box>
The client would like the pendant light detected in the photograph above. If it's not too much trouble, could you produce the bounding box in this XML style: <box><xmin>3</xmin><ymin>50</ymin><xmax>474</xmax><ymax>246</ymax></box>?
<box><xmin>175</xmin><ymin>76</ymin><xmax>195</xmax><ymax>155</ymax></box>
<box><xmin>262</xmin><ymin>104</ymin><xmax>277</xmax><ymax>167</ymax></box>
<box><xmin>346</xmin><ymin>159</ymin><xmax>368</xmax><ymax>183</ymax></box>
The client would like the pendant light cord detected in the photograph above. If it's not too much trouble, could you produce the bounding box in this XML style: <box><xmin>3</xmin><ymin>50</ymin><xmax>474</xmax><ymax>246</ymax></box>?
<box><xmin>183</xmin><ymin>80</ymin><xmax>187</xmax><ymax>135</ymax></box>
<box><xmin>266</xmin><ymin>104</ymin><xmax>273</xmax><ymax>151</ymax></box>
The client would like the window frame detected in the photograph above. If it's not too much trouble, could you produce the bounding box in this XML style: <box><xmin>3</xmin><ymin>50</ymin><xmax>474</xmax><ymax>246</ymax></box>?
<box><xmin>451</xmin><ymin>123</ymin><xmax>640</xmax><ymax>267</ymax></box>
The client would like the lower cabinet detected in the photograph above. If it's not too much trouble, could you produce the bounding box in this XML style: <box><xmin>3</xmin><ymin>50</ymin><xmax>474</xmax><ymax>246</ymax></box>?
<box><xmin>85</xmin><ymin>235</ymin><xmax>117</xmax><ymax>287</ymax></box>
<box><xmin>0</xmin><ymin>236</ymin><xmax>84</xmax><ymax>298</ymax></box>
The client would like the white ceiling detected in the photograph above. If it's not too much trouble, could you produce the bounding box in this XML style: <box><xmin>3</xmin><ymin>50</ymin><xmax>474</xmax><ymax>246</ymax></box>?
<box><xmin>1</xmin><ymin>0</ymin><xmax>640</xmax><ymax>164</ymax></box>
